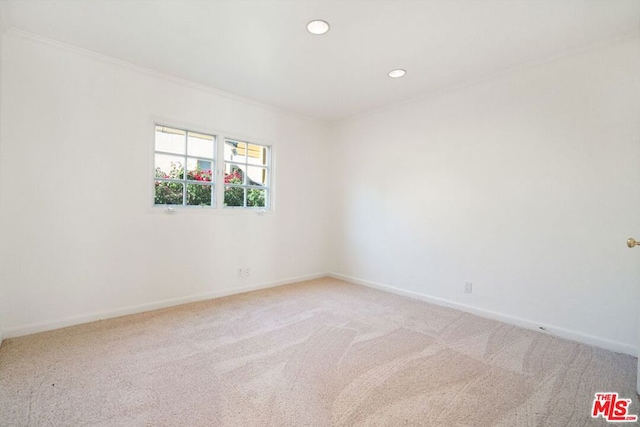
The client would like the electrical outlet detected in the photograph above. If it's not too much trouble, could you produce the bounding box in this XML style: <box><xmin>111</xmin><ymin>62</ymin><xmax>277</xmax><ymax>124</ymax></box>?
<box><xmin>464</xmin><ymin>282</ymin><xmax>473</xmax><ymax>294</ymax></box>
<box><xmin>245</xmin><ymin>267</ymin><xmax>251</xmax><ymax>277</ymax></box>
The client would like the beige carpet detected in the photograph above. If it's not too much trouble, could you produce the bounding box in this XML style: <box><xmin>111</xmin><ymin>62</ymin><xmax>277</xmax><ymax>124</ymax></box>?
<box><xmin>0</xmin><ymin>277</ymin><xmax>637</xmax><ymax>426</ymax></box>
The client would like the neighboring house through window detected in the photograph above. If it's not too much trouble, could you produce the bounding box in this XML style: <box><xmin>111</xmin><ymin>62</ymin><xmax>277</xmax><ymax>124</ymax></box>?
<box><xmin>224</xmin><ymin>139</ymin><xmax>270</xmax><ymax>208</ymax></box>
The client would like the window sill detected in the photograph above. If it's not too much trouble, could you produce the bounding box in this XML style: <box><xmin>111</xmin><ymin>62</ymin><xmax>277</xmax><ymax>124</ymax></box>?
<box><xmin>148</xmin><ymin>205</ymin><xmax>273</xmax><ymax>216</ymax></box>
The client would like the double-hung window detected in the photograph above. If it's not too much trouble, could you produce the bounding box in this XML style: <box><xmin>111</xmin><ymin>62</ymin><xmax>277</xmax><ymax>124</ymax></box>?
<box><xmin>224</xmin><ymin>139</ymin><xmax>270</xmax><ymax>208</ymax></box>
<box><xmin>153</xmin><ymin>124</ymin><xmax>271</xmax><ymax>209</ymax></box>
<box><xmin>154</xmin><ymin>125</ymin><xmax>216</xmax><ymax>207</ymax></box>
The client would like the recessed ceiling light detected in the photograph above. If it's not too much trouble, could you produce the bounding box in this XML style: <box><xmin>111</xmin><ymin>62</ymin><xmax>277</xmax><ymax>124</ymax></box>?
<box><xmin>388</xmin><ymin>69</ymin><xmax>406</xmax><ymax>78</ymax></box>
<box><xmin>307</xmin><ymin>20</ymin><xmax>330</xmax><ymax>35</ymax></box>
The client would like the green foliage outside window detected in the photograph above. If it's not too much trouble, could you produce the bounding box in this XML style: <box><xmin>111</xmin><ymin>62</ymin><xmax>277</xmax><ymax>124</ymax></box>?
<box><xmin>155</xmin><ymin>163</ymin><xmax>212</xmax><ymax>206</ymax></box>
<box><xmin>224</xmin><ymin>170</ymin><xmax>266</xmax><ymax>207</ymax></box>
<box><xmin>155</xmin><ymin>163</ymin><xmax>265</xmax><ymax>207</ymax></box>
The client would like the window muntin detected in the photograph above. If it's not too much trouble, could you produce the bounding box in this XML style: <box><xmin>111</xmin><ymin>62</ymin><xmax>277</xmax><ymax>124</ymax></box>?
<box><xmin>224</xmin><ymin>139</ymin><xmax>270</xmax><ymax>208</ymax></box>
<box><xmin>154</xmin><ymin>125</ymin><xmax>216</xmax><ymax>207</ymax></box>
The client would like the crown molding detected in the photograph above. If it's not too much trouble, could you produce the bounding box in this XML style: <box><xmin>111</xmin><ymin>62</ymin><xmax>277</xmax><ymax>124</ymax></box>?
<box><xmin>4</xmin><ymin>27</ymin><xmax>330</xmax><ymax>128</ymax></box>
<box><xmin>335</xmin><ymin>29</ymin><xmax>640</xmax><ymax>126</ymax></box>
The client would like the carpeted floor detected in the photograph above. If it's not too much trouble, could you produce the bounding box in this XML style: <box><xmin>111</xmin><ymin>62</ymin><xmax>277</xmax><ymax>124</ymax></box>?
<box><xmin>0</xmin><ymin>277</ymin><xmax>637</xmax><ymax>426</ymax></box>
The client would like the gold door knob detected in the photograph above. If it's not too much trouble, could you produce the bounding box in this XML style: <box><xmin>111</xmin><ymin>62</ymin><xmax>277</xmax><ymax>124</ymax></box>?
<box><xmin>628</xmin><ymin>238</ymin><xmax>639</xmax><ymax>248</ymax></box>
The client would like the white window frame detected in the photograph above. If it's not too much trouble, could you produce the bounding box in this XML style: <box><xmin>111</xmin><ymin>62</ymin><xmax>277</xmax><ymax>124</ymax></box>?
<box><xmin>153</xmin><ymin>124</ymin><xmax>217</xmax><ymax>208</ymax></box>
<box><xmin>151</xmin><ymin>122</ymin><xmax>274</xmax><ymax>213</ymax></box>
<box><xmin>223</xmin><ymin>138</ymin><xmax>271</xmax><ymax>209</ymax></box>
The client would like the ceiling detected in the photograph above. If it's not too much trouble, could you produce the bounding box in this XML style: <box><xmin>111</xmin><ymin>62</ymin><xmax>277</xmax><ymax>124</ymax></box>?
<box><xmin>2</xmin><ymin>0</ymin><xmax>639</xmax><ymax>122</ymax></box>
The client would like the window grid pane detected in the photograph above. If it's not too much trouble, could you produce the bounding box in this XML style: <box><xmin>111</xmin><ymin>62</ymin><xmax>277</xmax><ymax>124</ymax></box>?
<box><xmin>186</xmin><ymin>183</ymin><xmax>213</xmax><ymax>206</ymax></box>
<box><xmin>155</xmin><ymin>181</ymin><xmax>184</xmax><ymax>205</ymax></box>
<box><xmin>154</xmin><ymin>125</ymin><xmax>216</xmax><ymax>207</ymax></box>
<box><xmin>155</xmin><ymin>126</ymin><xmax>185</xmax><ymax>154</ymax></box>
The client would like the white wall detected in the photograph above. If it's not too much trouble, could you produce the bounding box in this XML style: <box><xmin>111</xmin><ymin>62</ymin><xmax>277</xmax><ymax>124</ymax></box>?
<box><xmin>330</xmin><ymin>36</ymin><xmax>640</xmax><ymax>355</ymax></box>
<box><xmin>0</xmin><ymin>31</ymin><xmax>330</xmax><ymax>336</ymax></box>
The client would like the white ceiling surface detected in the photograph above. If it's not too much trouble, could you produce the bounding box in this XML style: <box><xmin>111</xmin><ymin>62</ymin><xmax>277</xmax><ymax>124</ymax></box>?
<box><xmin>2</xmin><ymin>1</ymin><xmax>639</xmax><ymax>122</ymax></box>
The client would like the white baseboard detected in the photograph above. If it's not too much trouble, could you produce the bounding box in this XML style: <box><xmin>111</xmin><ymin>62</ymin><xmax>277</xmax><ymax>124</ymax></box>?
<box><xmin>2</xmin><ymin>273</ymin><xmax>327</xmax><ymax>340</ymax></box>
<box><xmin>329</xmin><ymin>273</ymin><xmax>637</xmax><ymax>357</ymax></box>
<box><xmin>5</xmin><ymin>272</ymin><xmax>635</xmax><ymax>357</ymax></box>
